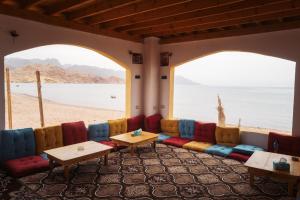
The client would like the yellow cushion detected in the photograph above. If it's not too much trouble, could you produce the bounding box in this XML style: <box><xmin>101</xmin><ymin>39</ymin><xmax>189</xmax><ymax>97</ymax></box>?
<box><xmin>215</xmin><ymin>126</ymin><xmax>240</xmax><ymax>147</ymax></box>
<box><xmin>34</xmin><ymin>125</ymin><xmax>63</xmax><ymax>155</ymax></box>
<box><xmin>160</xmin><ymin>119</ymin><xmax>179</xmax><ymax>137</ymax></box>
<box><xmin>183</xmin><ymin>141</ymin><xmax>213</xmax><ymax>152</ymax></box>
<box><xmin>108</xmin><ymin>118</ymin><xmax>127</xmax><ymax>136</ymax></box>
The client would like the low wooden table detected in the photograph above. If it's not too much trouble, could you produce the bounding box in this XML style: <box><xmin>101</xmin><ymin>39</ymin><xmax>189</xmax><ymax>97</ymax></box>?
<box><xmin>110</xmin><ymin>131</ymin><xmax>158</xmax><ymax>155</ymax></box>
<box><xmin>44</xmin><ymin>141</ymin><xmax>113</xmax><ymax>179</ymax></box>
<box><xmin>245</xmin><ymin>151</ymin><xmax>300</xmax><ymax>196</ymax></box>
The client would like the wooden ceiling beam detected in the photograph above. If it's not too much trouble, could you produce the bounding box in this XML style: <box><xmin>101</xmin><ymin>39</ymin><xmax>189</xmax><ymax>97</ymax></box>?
<box><xmin>117</xmin><ymin>0</ymin><xmax>287</xmax><ymax>32</ymax></box>
<box><xmin>86</xmin><ymin>0</ymin><xmax>196</xmax><ymax>25</ymax></box>
<box><xmin>0</xmin><ymin>4</ymin><xmax>142</xmax><ymax>42</ymax></box>
<box><xmin>97</xmin><ymin>0</ymin><xmax>242</xmax><ymax>29</ymax></box>
<box><xmin>45</xmin><ymin>0</ymin><xmax>88</xmax><ymax>16</ymax></box>
<box><xmin>20</xmin><ymin>0</ymin><xmax>42</xmax><ymax>8</ymax></box>
<box><xmin>146</xmin><ymin>7</ymin><xmax>300</xmax><ymax>38</ymax></box>
<box><xmin>161</xmin><ymin>19</ymin><xmax>300</xmax><ymax>44</ymax></box>
<box><xmin>130</xmin><ymin>0</ymin><xmax>296</xmax><ymax>36</ymax></box>
<box><xmin>66</xmin><ymin>0</ymin><xmax>141</xmax><ymax>21</ymax></box>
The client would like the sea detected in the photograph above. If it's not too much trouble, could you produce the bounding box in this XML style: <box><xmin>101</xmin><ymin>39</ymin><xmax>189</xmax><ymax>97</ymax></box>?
<box><xmin>10</xmin><ymin>83</ymin><xmax>294</xmax><ymax>132</ymax></box>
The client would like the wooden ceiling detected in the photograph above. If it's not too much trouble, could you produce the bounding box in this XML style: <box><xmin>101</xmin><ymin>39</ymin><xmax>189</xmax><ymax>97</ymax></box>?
<box><xmin>1</xmin><ymin>0</ymin><xmax>300</xmax><ymax>44</ymax></box>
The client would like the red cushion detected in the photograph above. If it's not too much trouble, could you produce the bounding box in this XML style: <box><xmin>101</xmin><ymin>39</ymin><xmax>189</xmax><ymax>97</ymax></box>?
<box><xmin>228</xmin><ymin>152</ymin><xmax>250</xmax><ymax>162</ymax></box>
<box><xmin>162</xmin><ymin>137</ymin><xmax>191</xmax><ymax>147</ymax></box>
<box><xmin>268</xmin><ymin>132</ymin><xmax>300</xmax><ymax>156</ymax></box>
<box><xmin>144</xmin><ymin>114</ymin><xmax>162</xmax><ymax>133</ymax></box>
<box><xmin>127</xmin><ymin>115</ymin><xmax>145</xmax><ymax>132</ymax></box>
<box><xmin>62</xmin><ymin>121</ymin><xmax>87</xmax><ymax>146</ymax></box>
<box><xmin>194</xmin><ymin>122</ymin><xmax>216</xmax><ymax>143</ymax></box>
<box><xmin>4</xmin><ymin>156</ymin><xmax>49</xmax><ymax>177</ymax></box>
<box><xmin>99</xmin><ymin>140</ymin><xmax>117</xmax><ymax>148</ymax></box>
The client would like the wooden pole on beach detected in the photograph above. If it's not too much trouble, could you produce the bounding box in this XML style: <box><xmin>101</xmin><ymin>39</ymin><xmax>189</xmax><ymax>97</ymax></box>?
<box><xmin>36</xmin><ymin>71</ymin><xmax>45</xmax><ymax>127</ymax></box>
<box><xmin>5</xmin><ymin>68</ymin><xmax>12</xmax><ymax>129</ymax></box>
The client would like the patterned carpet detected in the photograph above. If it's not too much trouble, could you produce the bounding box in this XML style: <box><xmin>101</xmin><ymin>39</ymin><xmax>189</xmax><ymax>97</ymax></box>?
<box><xmin>0</xmin><ymin>143</ymin><xmax>297</xmax><ymax>200</ymax></box>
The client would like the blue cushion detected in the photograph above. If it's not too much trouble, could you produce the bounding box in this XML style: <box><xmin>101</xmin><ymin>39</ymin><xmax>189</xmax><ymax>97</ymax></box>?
<box><xmin>179</xmin><ymin>119</ymin><xmax>195</xmax><ymax>139</ymax></box>
<box><xmin>88</xmin><ymin>123</ymin><xmax>109</xmax><ymax>142</ymax></box>
<box><xmin>233</xmin><ymin>144</ymin><xmax>264</xmax><ymax>155</ymax></box>
<box><xmin>0</xmin><ymin>128</ymin><xmax>35</xmax><ymax>162</ymax></box>
<box><xmin>205</xmin><ymin>144</ymin><xmax>233</xmax><ymax>157</ymax></box>
<box><xmin>157</xmin><ymin>133</ymin><xmax>171</xmax><ymax>142</ymax></box>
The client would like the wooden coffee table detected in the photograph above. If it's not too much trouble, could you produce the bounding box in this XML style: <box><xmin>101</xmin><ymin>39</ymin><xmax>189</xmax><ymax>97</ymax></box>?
<box><xmin>245</xmin><ymin>151</ymin><xmax>300</xmax><ymax>196</ymax></box>
<box><xmin>110</xmin><ymin>131</ymin><xmax>158</xmax><ymax>155</ymax></box>
<box><xmin>44</xmin><ymin>141</ymin><xmax>113</xmax><ymax>179</ymax></box>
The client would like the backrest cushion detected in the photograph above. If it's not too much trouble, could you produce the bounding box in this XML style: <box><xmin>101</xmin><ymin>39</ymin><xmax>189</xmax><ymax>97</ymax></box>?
<box><xmin>108</xmin><ymin>118</ymin><xmax>127</xmax><ymax>136</ymax></box>
<box><xmin>144</xmin><ymin>113</ymin><xmax>162</xmax><ymax>133</ymax></box>
<box><xmin>127</xmin><ymin>115</ymin><xmax>145</xmax><ymax>132</ymax></box>
<box><xmin>161</xmin><ymin>119</ymin><xmax>179</xmax><ymax>137</ymax></box>
<box><xmin>179</xmin><ymin>119</ymin><xmax>195</xmax><ymax>139</ymax></box>
<box><xmin>34</xmin><ymin>125</ymin><xmax>63</xmax><ymax>155</ymax></box>
<box><xmin>61</xmin><ymin>121</ymin><xmax>87</xmax><ymax>146</ymax></box>
<box><xmin>215</xmin><ymin>126</ymin><xmax>240</xmax><ymax>147</ymax></box>
<box><xmin>0</xmin><ymin>128</ymin><xmax>35</xmax><ymax>162</ymax></box>
<box><xmin>268</xmin><ymin>132</ymin><xmax>300</xmax><ymax>156</ymax></box>
<box><xmin>88</xmin><ymin>123</ymin><xmax>109</xmax><ymax>142</ymax></box>
<box><xmin>194</xmin><ymin>122</ymin><xmax>216</xmax><ymax>144</ymax></box>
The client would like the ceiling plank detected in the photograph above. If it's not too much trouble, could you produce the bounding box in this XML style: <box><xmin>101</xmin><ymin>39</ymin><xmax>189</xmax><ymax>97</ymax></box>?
<box><xmin>86</xmin><ymin>0</ymin><xmax>194</xmax><ymax>25</ymax></box>
<box><xmin>97</xmin><ymin>0</ymin><xmax>242</xmax><ymax>29</ymax></box>
<box><xmin>20</xmin><ymin>0</ymin><xmax>42</xmax><ymax>8</ymax></box>
<box><xmin>117</xmin><ymin>0</ymin><xmax>287</xmax><ymax>32</ymax></box>
<box><xmin>0</xmin><ymin>4</ymin><xmax>142</xmax><ymax>42</ymax></box>
<box><xmin>45</xmin><ymin>0</ymin><xmax>88</xmax><ymax>15</ymax></box>
<box><xmin>146</xmin><ymin>7</ymin><xmax>300</xmax><ymax>37</ymax></box>
<box><xmin>130</xmin><ymin>0</ymin><xmax>296</xmax><ymax>36</ymax></box>
<box><xmin>66</xmin><ymin>0</ymin><xmax>141</xmax><ymax>21</ymax></box>
<box><xmin>161</xmin><ymin>20</ymin><xmax>300</xmax><ymax>44</ymax></box>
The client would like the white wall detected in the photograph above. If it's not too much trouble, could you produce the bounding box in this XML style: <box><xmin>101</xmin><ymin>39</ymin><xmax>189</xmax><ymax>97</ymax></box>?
<box><xmin>0</xmin><ymin>14</ymin><xmax>144</xmax><ymax>130</ymax></box>
<box><xmin>160</xmin><ymin>29</ymin><xmax>300</xmax><ymax>138</ymax></box>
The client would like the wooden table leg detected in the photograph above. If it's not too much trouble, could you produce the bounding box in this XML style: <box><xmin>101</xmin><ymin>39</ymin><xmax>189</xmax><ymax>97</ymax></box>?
<box><xmin>130</xmin><ymin>145</ymin><xmax>135</xmax><ymax>156</ymax></box>
<box><xmin>49</xmin><ymin>159</ymin><xmax>54</xmax><ymax>170</ymax></box>
<box><xmin>249</xmin><ymin>172</ymin><xmax>254</xmax><ymax>186</ymax></box>
<box><xmin>152</xmin><ymin>141</ymin><xmax>156</xmax><ymax>149</ymax></box>
<box><xmin>288</xmin><ymin>179</ymin><xmax>296</xmax><ymax>196</ymax></box>
<box><xmin>64</xmin><ymin>165</ymin><xmax>69</xmax><ymax>180</ymax></box>
<box><xmin>104</xmin><ymin>154</ymin><xmax>108</xmax><ymax>166</ymax></box>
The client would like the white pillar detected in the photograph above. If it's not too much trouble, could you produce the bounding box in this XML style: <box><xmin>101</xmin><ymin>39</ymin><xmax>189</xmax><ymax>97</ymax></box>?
<box><xmin>0</xmin><ymin>55</ymin><xmax>5</xmax><ymax>130</ymax></box>
<box><xmin>143</xmin><ymin>37</ymin><xmax>160</xmax><ymax>116</ymax></box>
<box><xmin>292</xmin><ymin>61</ymin><xmax>300</xmax><ymax>136</ymax></box>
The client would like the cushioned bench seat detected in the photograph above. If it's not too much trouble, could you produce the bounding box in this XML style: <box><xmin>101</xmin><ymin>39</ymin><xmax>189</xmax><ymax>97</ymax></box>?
<box><xmin>4</xmin><ymin>155</ymin><xmax>49</xmax><ymax>177</ymax></box>
<box><xmin>183</xmin><ymin>141</ymin><xmax>213</xmax><ymax>152</ymax></box>
<box><xmin>228</xmin><ymin>152</ymin><xmax>250</xmax><ymax>162</ymax></box>
<box><xmin>233</xmin><ymin>144</ymin><xmax>264</xmax><ymax>155</ymax></box>
<box><xmin>157</xmin><ymin>133</ymin><xmax>171</xmax><ymax>142</ymax></box>
<box><xmin>205</xmin><ymin>144</ymin><xmax>233</xmax><ymax>157</ymax></box>
<box><xmin>162</xmin><ymin>137</ymin><xmax>191</xmax><ymax>147</ymax></box>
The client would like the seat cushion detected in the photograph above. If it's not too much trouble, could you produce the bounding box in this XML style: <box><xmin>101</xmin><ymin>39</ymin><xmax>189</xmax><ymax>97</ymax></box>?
<box><xmin>233</xmin><ymin>144</ymin><xmax>264</xmax><ymax>155</ymax></box>
<box><xmin>144</xmin><ymin>114</ymin><xmax>162</xmax><ymax>133</ymax></box>
<box><xmin>88</xmin><ymin>123</ymin><xmax>109</xmax><ymax>142</ymax></box>
<box><xmin>157</xmin><ymin>134</ymin><xmax>171</xmax><ymax>142</ymax></box>
<box><xmin>228</xmin><ymin>152</ymin><xmax>250</xmax><ymax>162</ymax></box>
<box><xmin>127</xmin><ymin>115</ymin><xmax>145</xmax><ymax>132</ymax></box>
<box><xmin>183</xmin><ymin>141</ymin><xmax>213</xmax><ymax>152</ymax></box>
<box><xmin>4</xmin><ymin>155</ymin><xmax>49</xmax><ymax>177</ymax></box>
<box><xmin>205</xmin><ymin>144</ymin><xmax>233</xmax><ymax>157</ymax></box>
<box><xmin>179</xmin><ymin>119</ymin><xmax>195</xmax><ymax>139</ymax></box>
<box><xmin>161</xmin><ymin>119</ymin><xmax>179</xmax><ymax>137</ymax></box>
<box><xmin>108</xmin><ymin>118</ymin><xmax>127</xmax><ymax>136</ymax></box>
<box><xmin>162</xmin><ymin>137</ymin><xmax>191</xmax><ymax>147</ymax></box>
<box><xmin>0</xmin><ymin>128</ymin><xmax>35</xmax><ymax>162</ymax></box>
<box><xmin>62</xmin><ymin>121</ymin><xmax>87</xmax><ymax>146</ymax></box>
<box><xmin>194</xmin><ymin>122</ymin><xmax>216</xmax><ymax>144</ymax></box>
<box><xmin>268</xmin><ymin>132</ymin><xmax>300</xmax><ymax>156</ymax></box>
<box><xmin>34</xmin><ymin>125</ymin><xmax>63</xmax><ymax>155</ymax></box>
<box><xmin>99</xmin><ymin>140</ymin><xmax>117</xmax><ymax>148</ymax></box>
<box><xmin>215</xmin><ymin>127</ymin><xmax>240</xmax><ymax>147</ymax></box>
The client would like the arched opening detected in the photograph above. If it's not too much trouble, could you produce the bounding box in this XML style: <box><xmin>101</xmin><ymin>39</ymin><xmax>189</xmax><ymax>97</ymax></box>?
<box><xmin>4</xmin><ymin>44</ymin><xmax>130</xmax><ymax>129</ymax></box>
<box><xmin>170</xmin><ymin>51</ymin><xmax>296</xmax><ymax>133</ymax></box>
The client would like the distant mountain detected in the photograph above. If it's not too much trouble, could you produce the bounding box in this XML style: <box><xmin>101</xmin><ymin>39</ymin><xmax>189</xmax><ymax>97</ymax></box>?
<box><xmin>175</xmin><ymin>76</ymin><xmax>200</xmax><ymax>85</ymax></box>
<box><xmin>5</xmin><ymin>58</ymin><xmax>125</xmax><ymax>84</ymax></box>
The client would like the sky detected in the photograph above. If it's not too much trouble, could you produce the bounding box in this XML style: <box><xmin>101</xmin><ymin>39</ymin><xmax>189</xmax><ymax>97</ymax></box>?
<box><xmin>6</xmin><ymin>44</ymin><xmax>124</xmax><ymax>71</ymax></box>
<box><xmin>176</xmin><ymin>51</ymin><xmax>296</xmax><ymax>87</ymax></box>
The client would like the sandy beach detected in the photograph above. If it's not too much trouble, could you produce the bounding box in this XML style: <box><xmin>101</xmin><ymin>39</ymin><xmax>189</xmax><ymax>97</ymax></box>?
<box><xmin>5</xmin><ymin>93</ymin><xmax>124</xmax><ymax>129</ymax></box>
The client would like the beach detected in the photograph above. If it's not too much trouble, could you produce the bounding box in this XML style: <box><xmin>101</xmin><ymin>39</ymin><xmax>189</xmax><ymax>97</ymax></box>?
<box><xmin>5</xmin><ymin>93</ymin><xmax>124</xmax><ymax>129</ymax></box>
